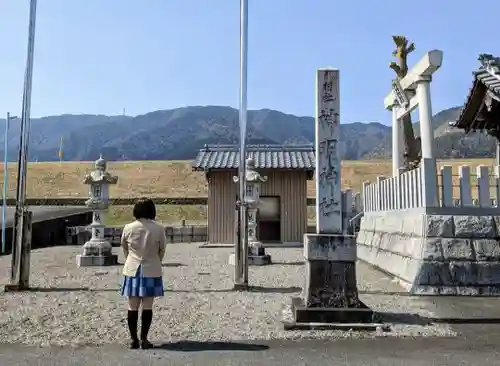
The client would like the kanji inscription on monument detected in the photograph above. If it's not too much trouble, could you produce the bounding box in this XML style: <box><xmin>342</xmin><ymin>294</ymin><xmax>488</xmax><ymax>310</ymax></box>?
<box><xmin>316</xmin><ymin>69</ymin><xmax>342</xmax><ymax>234</ymax></box>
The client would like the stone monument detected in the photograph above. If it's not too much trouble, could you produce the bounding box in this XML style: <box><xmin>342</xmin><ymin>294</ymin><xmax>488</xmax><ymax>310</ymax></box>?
<box><xmin>286</xmin><ymin>69</ymin><xmax>376</xmax><ymax>328</ymax></box>
<box><xmin>229</xmin><ymin>157</ymin><xmax>272</xmax><ymax>266</ymax></box>
<box><xmin>76</xmin><ymin>155</ymin><xmax>119</xmax><ymax>267</ymax></box>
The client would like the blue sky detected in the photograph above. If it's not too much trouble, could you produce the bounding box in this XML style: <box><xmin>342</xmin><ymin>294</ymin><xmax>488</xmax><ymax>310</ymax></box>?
<box><xmin>0</xmin><ymin>1</ymin><xmax>498</xmax><ymax>125</ymax></box>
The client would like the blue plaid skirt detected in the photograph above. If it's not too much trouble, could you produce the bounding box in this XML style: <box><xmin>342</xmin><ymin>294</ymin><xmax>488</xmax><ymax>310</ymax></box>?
<box><xmin>120</xmin><ymin>265</ymin><xmax>164</xmax><ymax>298</ymax></box>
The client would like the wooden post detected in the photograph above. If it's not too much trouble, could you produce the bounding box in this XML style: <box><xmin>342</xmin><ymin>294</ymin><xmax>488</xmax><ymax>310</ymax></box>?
<box><xmin>5</xmin><ymin>210</ymin><xmax>32</xmax><ymax>291</ymax></box>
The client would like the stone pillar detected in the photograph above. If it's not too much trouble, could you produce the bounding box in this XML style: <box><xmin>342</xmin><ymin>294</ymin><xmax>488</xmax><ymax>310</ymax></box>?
<box><xmin>290</xmin><ymin>69</ymin><xmax>367</xmax><ymax>325</ymax></box>
<box><xmin>76</xmin><ymin>155</ymin><xmax>119</xmax><ymax>267</ymax></box>
<box><xmin>416</xmin><ymin>76</ymin><xmax>435</xmax><ymax>159</ymax></box>
<box><xmin>391</xmin><ymin>104</ymin><xmax>404</xmax><ymax>177</ymax></box>
<box><xmin>247</xmin><ymin>207</ymin><xmax>263</xmax><ymax>255</ymax></box>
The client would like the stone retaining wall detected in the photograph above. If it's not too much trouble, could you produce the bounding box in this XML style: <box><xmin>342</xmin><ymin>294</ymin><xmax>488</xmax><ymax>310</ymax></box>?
<box><xmin>67</xmin><ymin>225</ymin><xmax>208</xmax><ymax>245</ymax></box>
<box><xmin>357</xmin><ymin>212</ymin><xmax>500</xmax><ymax>295</ymax></box>
<box><xmin>67</xmin><ymin>224</ymin><xmax>319</xmax><ymax>246</ymax></box>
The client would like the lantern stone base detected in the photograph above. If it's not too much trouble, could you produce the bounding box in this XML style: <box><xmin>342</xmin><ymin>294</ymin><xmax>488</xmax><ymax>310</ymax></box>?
<box><xmin>76</xmin><ymin>238</ymin><xmax>118</xmax><ymax>267</ymax></box>
<box><xmin>228</xmin><ymin>253</ymin><xmax>272</xmax><ymax>266</ymax></box>
<box><xmin>76</xmin><ymin>254</ymin><xmax>118</xmax><ymax>267</ymax></box>
<box><xmin>284</xmin><ymin>233</ymin><xmax>380</xmax><ymax>330</ymax></box>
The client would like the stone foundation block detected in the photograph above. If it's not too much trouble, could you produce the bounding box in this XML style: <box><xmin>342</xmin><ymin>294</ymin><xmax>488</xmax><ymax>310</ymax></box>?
<box><xmin>473</xmin><ymin>239</ymin><xmax>500</xmax><ymax>261</ymax></box>
<box><xmin>76</xmin><ymin>254</ymin><xmax>118</xmax><ymax>267</ymax></box>
<box><xmin>454</xmin><ymin>216</ymin><xmax>496</xmax><ymax>238</ymax></box>
<box><xmin>303</xmin><ymin>233</ymin><xmax>360</xmax><ymax>308</ymax></box>
<box><xmin>424</xmin><ymin>215</ymin><xmax>454</xmax><ymax>237</ymax></box>
<box><xmin>304</xmin><ymin>233</ymin><xmax>356</xmax><ymax>261</ymax></box>
<box><xmin>357</xmin><ymin>212</ymin><xmax>500</xmax><ymax>296</ymax></box>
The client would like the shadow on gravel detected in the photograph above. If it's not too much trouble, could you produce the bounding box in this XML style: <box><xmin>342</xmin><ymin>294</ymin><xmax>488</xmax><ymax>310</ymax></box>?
<box><xmin>16</xmin><ymin>285</ymin><xmax>301</xmax><ymax>294</ymax></box>
<box><xmin>14</xmin><ymin>287</ymin><xmax>92</xmax><ymax>292</ymax></box>
<box><xmin>154</xmin><ymin>341</ymin><xmax>269</xmax><ymax>352</ymax></box>
<box><xmin>359</xmin><ymin>290</ymin><xmax>414</xmax><ymax>296</ymax></box>
<box><xmin>270</xmin><ymin>261</ymin><xmax>304</xmax><ymax>266</ymax></box>
<box><xmin>162</xmin><ymin>262</ymin><xmax>186</xmax><ymax>267</ymax></box>
<box><xmin>246</xmin><ymin>285</ymin><xmax>302</xmax><ymax>294</ymax></box>
<box><xmin>374</xmin><ymin>311</ymin><xmax>500</xmax><ymax>325</ymax></box>
<box><xmin>169</xmin><ymin>286</ymin><xmax>301</xmax><ymax>294</ymax></box>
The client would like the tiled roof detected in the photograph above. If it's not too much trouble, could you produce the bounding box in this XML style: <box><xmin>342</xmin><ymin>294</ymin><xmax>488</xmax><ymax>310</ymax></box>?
<box><xmin>192</xmin><ymin>144</ymin><xmax>315</xmax><ymax>170</ymax></box>
<box><xmin>453</xmin><ymin>54</ymin><xmax>500</xmax><ymax>131</ymax></box>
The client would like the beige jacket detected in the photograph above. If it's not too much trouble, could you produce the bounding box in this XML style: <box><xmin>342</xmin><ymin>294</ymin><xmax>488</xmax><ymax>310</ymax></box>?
<box><xmin>121</xmin><ymin>219</ymin><xmax>167</xmax><ymax>278</ymax></box>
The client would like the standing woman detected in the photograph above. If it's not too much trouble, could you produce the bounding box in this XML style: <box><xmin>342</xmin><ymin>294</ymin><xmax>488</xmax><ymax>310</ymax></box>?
<box><xmin>120</xmin><ymin>198</ymin><xmax>167</xmax><ymax>349</ymax></box>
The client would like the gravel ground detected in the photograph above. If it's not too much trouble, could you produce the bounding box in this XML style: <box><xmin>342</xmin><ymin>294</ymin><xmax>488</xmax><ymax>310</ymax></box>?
<box><xmin>0</xmin><ymin>244</ymin><xmax>455</xmax><ymax>346</ymax></box>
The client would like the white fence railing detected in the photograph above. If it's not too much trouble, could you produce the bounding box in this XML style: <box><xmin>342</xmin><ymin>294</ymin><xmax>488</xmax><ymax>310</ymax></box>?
<box><xmin>362</xmin><ymin>158</ymin><xmax>500</xmax><ymax>213</ymax></box>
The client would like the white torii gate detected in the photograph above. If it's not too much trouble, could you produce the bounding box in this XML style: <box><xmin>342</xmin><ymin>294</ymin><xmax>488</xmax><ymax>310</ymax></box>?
<box><xmin>384</xmin><ymin>50</ymin><xmax>443</xmax><ymax>176</ymax></box>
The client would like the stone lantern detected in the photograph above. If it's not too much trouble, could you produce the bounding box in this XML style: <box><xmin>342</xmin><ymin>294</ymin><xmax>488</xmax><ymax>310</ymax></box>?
<box><xmin>232</xmin><ymin>157</ymin><xmax>272</xmax><ymax>265</ymax></box>
<box><xmin>76</xmin><ymin>155</ymin><xmax>119</xmax><ymax>267</ymax></box>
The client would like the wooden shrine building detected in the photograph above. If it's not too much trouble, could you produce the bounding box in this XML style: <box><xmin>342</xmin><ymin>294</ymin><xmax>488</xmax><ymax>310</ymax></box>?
<box><xmin>192</xmin><ymin>144</ymin><xmax>314</xmax><ymax>245</ymax></box>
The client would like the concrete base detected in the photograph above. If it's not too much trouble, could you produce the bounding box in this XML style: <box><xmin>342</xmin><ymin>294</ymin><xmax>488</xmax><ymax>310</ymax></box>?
<box><xmin>290</xmin><ymin>296</ymin><xmax>373</xmax><ymax>323</ymax></box>
<box><xmin>284</xmin><ymin>297</ymin><xmax>386</xmax><ymax>331</ymax></box>
<box><xmin>284</xmin><ymin>233</ymin><xmax>381</xmax><ymax>331</ymax></box>
<box><xmin>357</xmin><ymin>212</ymin><xmax>500</xmax><ymax>295</ymax></box>
<box><xmin>228</xmin><ymin>253</ymin><xmax>272</xmax><ymax>266</ymax></box>
<box><xmin>76</xmin><ymin>254</ymin><xmax>118</xmax><ymax>267</ymax></box>
<box><xmin>283</xmin><ymin>321</ymin><xmax>389</xmax><ymax>331</ymax></box>
<box><xmin>303</xmin><ymin>233</ymin><xmax>361</xmax><ymax>307</ymax></box>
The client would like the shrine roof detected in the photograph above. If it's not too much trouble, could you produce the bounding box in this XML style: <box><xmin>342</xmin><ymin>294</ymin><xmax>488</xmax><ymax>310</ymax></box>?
<box><xmin>192</xmin><ymin>144</ymin><xmax>315</xmax><ymax>171</ymax></box>
<box><xmin>452</xmin><ymin>54</ymin><xmax>500</xmax><ymax>132</ymax></box>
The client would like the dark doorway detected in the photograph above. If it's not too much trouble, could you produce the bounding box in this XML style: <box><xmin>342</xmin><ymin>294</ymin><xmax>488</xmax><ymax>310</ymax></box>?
<box><xmin>258</xmin><ymin>196</ymin><xmax>281</xmax><ymax>242</ymax></box>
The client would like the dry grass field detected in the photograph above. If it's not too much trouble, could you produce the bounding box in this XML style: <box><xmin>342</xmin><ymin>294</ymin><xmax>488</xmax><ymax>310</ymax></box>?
<box><xmin>2</xmin><ymin>158</ymin><xmax>497</xmax><ymax>199</ymax></box>
<box><xmin>1</xmin><ymin>158</ymin><xmax>496</xmax><ymax>226</ymax></box>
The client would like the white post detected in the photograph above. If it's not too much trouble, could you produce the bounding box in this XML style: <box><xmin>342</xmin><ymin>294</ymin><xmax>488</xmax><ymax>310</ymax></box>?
<box><xmin>459</xmin><ymin>165</ymin><xmax>473</xmax><ymax>207</ymax></box>
<box><xmin>476</xmin><ymin>165</ymin><xmax>491</xmax><ymax>208</ymax></box>
<box><xmin>420</xmin><ymin>158</ymin><xmax>439</xmax><ymax>208</ymax></box>
<box><xmin>391</xmin><ymin>105</ymin><xmax>403</xmax><ymax>176</ymax></box>
<box><xmin>416</xmin><ymin>76</ymin><xmax>435</xmax><ymax>159</ymax></box>
<box><xmin>440</xmin><ymin>166</ymin><xmax>453</xmax><ymax>207</ymax></box>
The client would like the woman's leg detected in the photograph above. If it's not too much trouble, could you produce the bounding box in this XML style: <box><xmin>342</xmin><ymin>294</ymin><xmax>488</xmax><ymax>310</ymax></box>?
<box><xmin>127</xmin><ymin>296</ymin><xmax>141</xmax><ymax>348</ymax></box>
<box><xmin>140</xmin><ymin>297</ymin><xmax>154</xmax><ymax>348</ymax></box>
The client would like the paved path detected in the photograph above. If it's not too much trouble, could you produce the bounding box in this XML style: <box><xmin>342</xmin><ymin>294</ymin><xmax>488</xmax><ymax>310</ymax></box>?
<box><xmin>0</xmin><ymin>335</ymin><xmax>498</xmax><ymax>365</ymax></box>
<box><xmin>0</xmin><ymin>206</ymin><xmax>91</xmax><ymax>227</ymax></box>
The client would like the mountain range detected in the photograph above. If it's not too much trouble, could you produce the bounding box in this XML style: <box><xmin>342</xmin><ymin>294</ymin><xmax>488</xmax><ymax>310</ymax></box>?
<box><xmin>0</xmin><ymin>105</ymin><xmax>495</xmax><ymax>162</ymax></box>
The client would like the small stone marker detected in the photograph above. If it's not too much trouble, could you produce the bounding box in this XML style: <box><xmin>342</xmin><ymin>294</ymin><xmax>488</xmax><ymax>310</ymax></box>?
<box><xmin>286</xmin><ymin>69</ymin><xmax>377</xmax><ymax>329</ymax></box>
<box><xmin>76</xmin><ymin>155</ymin><xmax>119</xmax><ymax>267</ymax></box>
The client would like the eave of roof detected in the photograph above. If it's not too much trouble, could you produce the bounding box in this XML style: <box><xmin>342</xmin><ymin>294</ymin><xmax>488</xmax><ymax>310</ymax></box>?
<box><xmin>191</xmin><ymin>144</ymin><xmax>316</xmax><ymax>171</ymax></box>
<box><xmin>453</xmin><ymin>54</ymin><xmax>500</xmax><ymax>132</ymax></box>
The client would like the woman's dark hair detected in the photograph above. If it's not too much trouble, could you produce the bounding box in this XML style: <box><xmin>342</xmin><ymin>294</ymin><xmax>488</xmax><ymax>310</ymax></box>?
<box><xmin>133</xmin><ymin>198</ymin><xmax>156</xmax><ymax>220</ymax></box>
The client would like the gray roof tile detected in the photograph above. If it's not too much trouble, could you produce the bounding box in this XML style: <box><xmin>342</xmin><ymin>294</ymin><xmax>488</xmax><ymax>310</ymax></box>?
<box><xmin>452</xmin><ymin>54</ymin><xmax>500</xmax><ymax>131</ymax></box>
<box><xmin>192</xmin><ymin>144</ymin><xmax>315</xmax><ymax>170</ymax></box>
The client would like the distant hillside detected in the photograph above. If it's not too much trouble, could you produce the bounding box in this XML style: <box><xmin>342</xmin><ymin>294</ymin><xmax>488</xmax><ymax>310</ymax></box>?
<box><xmin>0</xmin><ymin>105</ymin><xmax>492</xmax><ymax>162</ymax></box>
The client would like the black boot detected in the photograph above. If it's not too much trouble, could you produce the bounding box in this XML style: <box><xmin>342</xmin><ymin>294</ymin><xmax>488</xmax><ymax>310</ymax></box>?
<box><xmin>140</xmin><ymin>309</ymin><xmax>153</xmax><ymax>349</ymax></box>
<box><xmin>127</xmin><ymin>310</ymin><xmax>139</xmax><ymax>349</ymax></box>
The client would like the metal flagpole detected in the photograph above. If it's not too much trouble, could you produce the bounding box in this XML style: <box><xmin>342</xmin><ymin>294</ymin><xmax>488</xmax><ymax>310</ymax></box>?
<box><xmin>235</xmin><ymin>0</ymin><xmax>249</xmax><ymax>289</ymax></box>
<box><xmin>8</xmin><ymin>0</ymin><xmax>37</xmax><ymax>290</ymax></box>
<box><xmin>59</xmin><ymin>136</ymin><xmax>63</xmax><ymax>163</ymax></box>
<box><xmin>2</xmin><ymin>113</ymin><xmax>17</xmax><ymax>254</ymax></box>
